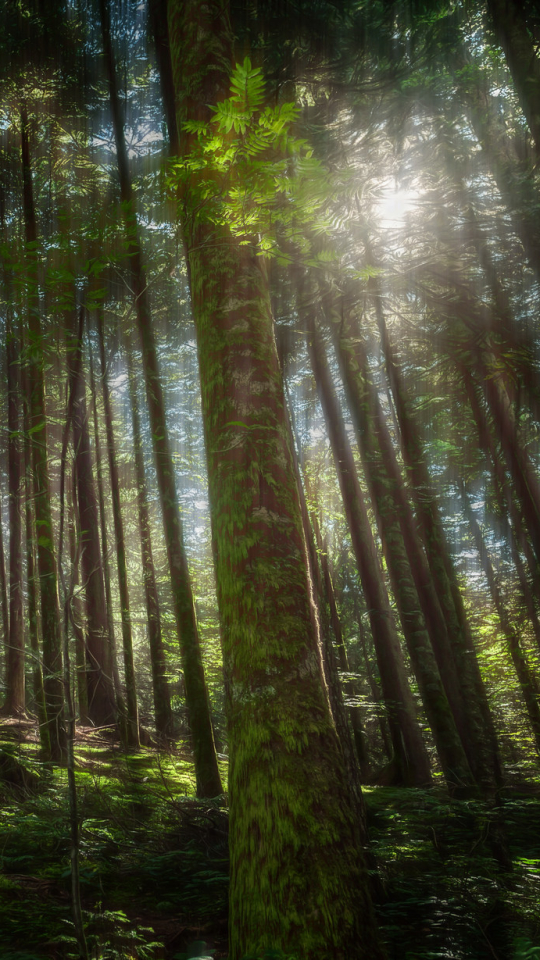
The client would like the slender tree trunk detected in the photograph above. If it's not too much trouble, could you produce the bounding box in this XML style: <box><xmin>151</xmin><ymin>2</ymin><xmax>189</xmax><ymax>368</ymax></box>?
<box><xmin>148</xmin><ymin>0</ymin><xmax>179</xmax><ymax>153</ymax></box>
<box><xmin>62</xmin><ymin>523</ymin><xmax>89</xmax><ymax>960</ymax></box>
<box><xmin>328</xmin><ymin>303</ymin><xmax>474</xmax><ymax>790</ymax></box>
<box><xmin>67</xmin><ymin>474</ymin><xmax>89</xmax><ymax>726</ymax></box>
<box><xmin>464</xmin><ymin>368</ymin><xmax>540</xmax><ymax>652</ymax></box>
<box><xmin>95</xmin><ymin>312</ymin><xmax>139</xmax><ymax>748</ymax></box>
<box><xmin>125</xmin><ymin>338</ymin><xmax>174</xmax><ymax>740</ymax></box>
<box><xmin>20</xmin><ymin>103</ymin><xmax>65</xmax><ymax>762</ymax></box>
<box><xmin>22</xmin><ymin>366</ymin><xmax>49</xmax><ymax>751</ymax></box>
<box><xmin>461</xmin><ymin>481</ymin><xmax>540</xmax><ymax>756</ymax></box>
<box><xmin>481</xmin><ymin>353</ymin><xmax>540</xmax><ymax>571</ymax></box>
<box><xmin>368</xmin><ymin>293</ymin><xmax>502</xmax><ymax>790</ymax></box>
<box><xmin>99</xmin><ymin>0</ymin><xmax>221</xmax><ymax>796</ymax></box>
<box><xmin>0</xmin><ymin>502</ymin><xmax>9</xmax><ymax>686</ymax></box>
<box><xmin>87</xmin><ymin>343</ymin><xmax>125</xmax><ymax>717</ymax></box>
<box><xmin>169</xmin><ymin>2</ymin><xmax>386</xmax><ymax>956</ymax></box>
<box><xmin>310</xmin><ymin>505</ymin><xmax>370</xmax><ymax>778</ymax></box>
<box><xmin>302</xmin><ymin>287</ymin><xmax>431</xmax><ymax>787</ymax></box>
<box><xmin>285</xmin><ymin>376</ymin><xmax>368</xmax><ymax>829</ymax></box>
<box><xmin>353</xmin><ymin>596</ymin><xmax>393</xmax><ymax>760</ymax></box>
<box><xmin>4</xmin><ymin>308</ymin><xmax>24</xmax><ymax>714</ymax></box>
<box><xmin>280</xmin><ymin>341</ymin><xmax>371</xmax><ymax>780</ymax></box>
<box><xmin>69</xmin><ymin>316</ymin><xmax>116</xmax><ymax>727</ymax></box>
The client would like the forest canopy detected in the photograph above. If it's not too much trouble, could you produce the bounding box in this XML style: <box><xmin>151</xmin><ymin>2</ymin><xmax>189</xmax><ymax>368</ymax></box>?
<box><xmin>1</xmin><ymin>0</ymin><xmax>540</xmax><ymax>959</ymax></box>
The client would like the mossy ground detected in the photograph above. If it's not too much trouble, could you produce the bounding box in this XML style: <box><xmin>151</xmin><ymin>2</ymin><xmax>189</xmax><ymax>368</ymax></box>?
<box><xmin>0</xmin><ymin>720</ymin><xmax>539</xmax><ymax>960</ymax></box>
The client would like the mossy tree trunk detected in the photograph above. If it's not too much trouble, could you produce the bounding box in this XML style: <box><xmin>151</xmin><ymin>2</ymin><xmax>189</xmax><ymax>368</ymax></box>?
<box><xmin>168</xmin><ymin>2</ymin><xmax>386</xmax><ymax>956</ymax></box>
<box><xmin>99</xmin><ymin>0</ymin><xmax>221</xmax><ymax>794</ymax></box>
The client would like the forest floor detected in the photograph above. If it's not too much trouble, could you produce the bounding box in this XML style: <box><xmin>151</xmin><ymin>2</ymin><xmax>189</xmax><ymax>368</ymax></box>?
<box><xmin>0</xmin><ymin>719</ymin><xmax>539</xmax><ymax>960</ymax></box>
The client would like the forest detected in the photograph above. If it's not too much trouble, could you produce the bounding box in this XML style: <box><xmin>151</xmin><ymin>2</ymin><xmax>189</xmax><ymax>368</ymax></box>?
<box><xmin>1</xmin><ymin>0</ymin><xmax>540</xmax><ymax>957</ymax></box>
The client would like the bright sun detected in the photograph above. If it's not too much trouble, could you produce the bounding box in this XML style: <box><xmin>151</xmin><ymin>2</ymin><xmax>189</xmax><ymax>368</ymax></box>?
<box><xmin>375</xmin><ymin>185</ymin><xmax>419</xmax><ymax>227</ymax></box>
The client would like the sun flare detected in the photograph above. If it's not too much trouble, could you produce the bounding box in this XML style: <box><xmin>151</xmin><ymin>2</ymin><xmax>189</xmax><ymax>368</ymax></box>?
<box><xmin>375</xmin><ymin>184</ymin><xmax>420</xmax><ymax>226</ymax></box>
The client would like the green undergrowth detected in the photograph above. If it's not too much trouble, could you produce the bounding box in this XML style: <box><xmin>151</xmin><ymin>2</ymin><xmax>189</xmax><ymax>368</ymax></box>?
<box><xmin>0</xmin><ymin>729</ymin><xmax>539</xmax><ymax>959</ymax></box>
<box><xmin>367</xmin><ymin>784</ymin><xmax>540</xmax><ymax>959</ymax></box>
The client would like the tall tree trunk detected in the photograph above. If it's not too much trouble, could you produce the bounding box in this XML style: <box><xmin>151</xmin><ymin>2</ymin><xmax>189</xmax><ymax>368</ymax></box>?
<box><xmin>87</xmin><ymin>343</ymin><xmax>125</xmax><ymax>716</ymax></box>
<box><xmin>95</xmin><ymin>311</ymin><xmax>139</xmax><ymax>747</ymax></box>
<box><xmin>352</xmin><ymin>595</ymin><xmax>393</xmax><ymax>760</ymax></box>
<box><xmin>463</xmin><ymin>368</ymin><xmax>540</xmax><ymax>653</ymax></box>
<box><xmin>0</xmin><ymin>501</ymin><xmax>9</xmax><ymax>689</ymax></box>
<box><xmin>4</xmin><ymin>306</ymin><xmax>24</xmax><ymax>714</ymax></box>
<box><xmin>330</xmin><ymin>305</ymin><xmax>474</xmax><ymax>791</ymax></box>
<box><xmin>481</xmin><ymin>352</ymin><xmax>540</xmax><ymax>571</ymax></box>
<box><xmin>68</xmin><ymin>316</ymin><xmax>116</xmax><ymax>727</ymax></box>
<box><xmin>303</xmin><ymin>288</ymin><xmax>432</xmax><ymax>787</ymax></box>
<box><xmin>368</xmin><ymin>292</ymin><xmax>502</xmax><ymax>791</ymax></box>
<box><xmin>22</xmin><ymin>366</ymin><xmax>49</xmax><ymax>751</ymax></box>
<box><xmin>280</xmin><ymin>339</ymin><xmax>371</xmax><ymax>781</ymax></box>
<box><xmin>20</xmin><ymin>103</ymin><xmax>65</xmax><ymax>762</ymax></box>
<box><xmin>99</xmin><ymin>0</ymin><xmax>221</xmax><ymax>796</ymax></box>
<box><xmin>309</xmin><ymin>495</ymin><xmax>370</xmax><ymax>778</ymax></box>
<box><xmin>169</xmin><ymin>2</ymin><xmax>386</xmax><ymax>957</ymax></box>
<box><xmin>67</xmin><ymin>472</ymin><xmax>89</xmax><ymax>727</ymax></box>
<box><xmin>284</xmin><ymin>375</ymin><xmax>368</xmax><ymax>828</ymax></box>
<box><xmin>461</xmin><ymin>481</ymin><xmax>540</xmax><ymax>756</ymax></box>
<box><xmin>125</xmin><ymin>337</ymin><xmax>174</xmax><ymax>740</ymax></box>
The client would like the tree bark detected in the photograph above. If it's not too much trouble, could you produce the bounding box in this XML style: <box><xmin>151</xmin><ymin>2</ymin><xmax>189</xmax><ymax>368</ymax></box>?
<box><xmin>99</xmin><ymin>0</ymin><xmax>221</xmax><ymax>795</ymax></box>
<box><xmin>169</xmin><ymin>2</ymin><xmax>386</xmax><ymax>956</ymax></box>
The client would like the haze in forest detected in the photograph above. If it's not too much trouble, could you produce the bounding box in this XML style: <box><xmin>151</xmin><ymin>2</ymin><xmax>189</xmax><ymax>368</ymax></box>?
<box><xmin>0</xmin><ymin>1</ymin><xmax>540</xmax><ymax>959</ymax></box>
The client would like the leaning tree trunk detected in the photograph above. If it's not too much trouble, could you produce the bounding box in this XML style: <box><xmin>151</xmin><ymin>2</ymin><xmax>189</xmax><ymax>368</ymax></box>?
<box><xmin>326</xmin><ymin>303</ymin><xmax>473</xmax><ymax>791</ymax></box>
<box><xmin>303</xmin><ymin>287</ymin><xmax>432</xmax><ymax>787</ymax></box>
<box><xmin>99</xmin><ymin>0</ymin><xmax>221</xmax><ymax>796</ymax></box>
<box><xmin>368</xmin><ymin>290</ymin><xmax>502</xmax><ymax>791</ymax></box>
<box><xmin>20</xmin><ymin>104</ymin><xmax>65</xmax><ymax>762</ymax></box>
<box><xmin>461</xmin><ymin>481</ymin><xmax>540</xmax><ymax>756</ymax></box>
<box><xmin>168</xmin><ymin>1</ymin><xmax>386</xmax><ymax>957</ymax></box>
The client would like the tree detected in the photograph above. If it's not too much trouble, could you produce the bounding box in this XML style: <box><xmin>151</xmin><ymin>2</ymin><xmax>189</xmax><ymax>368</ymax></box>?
<box><xmin>168</xmin><ymin>3</ymin><xmax>385</xmax><ymax>954</ymax></box>
<box><xmin>98</xmin><ymin>0</ymin><xmax>222</xmax><ymax>797</ymax></box>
